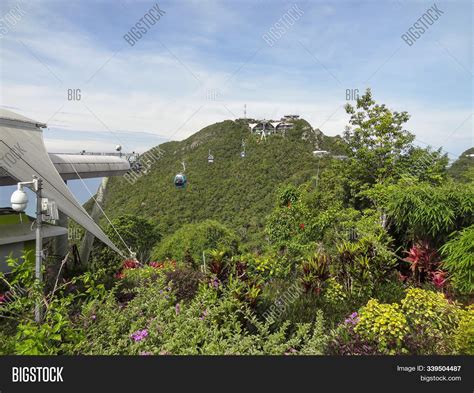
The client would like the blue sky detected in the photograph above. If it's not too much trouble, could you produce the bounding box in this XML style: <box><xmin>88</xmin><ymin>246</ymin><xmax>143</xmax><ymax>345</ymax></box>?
<box><xmin>0</xmin><ymin>0</ymin><xmax>472</xmax><ymax>205</ymax></box>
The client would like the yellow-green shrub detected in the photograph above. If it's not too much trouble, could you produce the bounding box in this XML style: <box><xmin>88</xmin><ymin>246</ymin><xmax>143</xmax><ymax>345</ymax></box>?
<box><xmin>355</xmin><ymin>299</ymin><xmax>408</xmax><ymax>354</ymax></box>
<box><xmin>323</xmin><ymin>278</ymin><xmax>346</xmax><ymax>305</ymax></box>
<box><xmin>454</xmin><ymin>306</ymin><xmax>474</xmax><ymax>355</ymax></box>
<box><xmin>401</xmin><ymin>288</ymin><xmax>461</xmax><ymax>335</ymax></box>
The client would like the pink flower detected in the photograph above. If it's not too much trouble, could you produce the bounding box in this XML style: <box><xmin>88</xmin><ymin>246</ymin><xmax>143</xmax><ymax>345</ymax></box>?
<box><xmin>175</xmin><ymin>303</ymin><xmax>181</xmax><ymax>315</ymax></box>
<box><xmin>344</xmin><ymin>312</ymin><xmax>359</xmax><ymax>325</ymax></box>
<box><xmin>130</xmin><ymin>329</ymin><xmax>149</xmax><ymax>342</ymax></box>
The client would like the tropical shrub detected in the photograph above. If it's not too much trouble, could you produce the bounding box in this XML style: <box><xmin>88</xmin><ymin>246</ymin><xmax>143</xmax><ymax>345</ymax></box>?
<box><xmin>355</xmin><ymin>299</ymin><xmax>408</xmax><ymax>354</ymax></box>
<box><xmin>246</xmin><ymin>253</ymin><xmax>290</xmax><ymax>280</ymax></box>
<box><xmin>323</xmin><ymin>278</ymin><xmax>346</xmax><ymax>305</ymax></box>
<box><xmin>300</xmin><ymin>252</ymin><xmax>330</xmax><ymax>294</ymax></box>
<box><xmin>164</xmin><ymin>267</ymin><xmax>205</xmax><ymax>301</ymax></box>
<box><xmin>453</xmin><ymin>305</ymin><xmax>474</xmax><ymax>355</ymax></box>
<box><xmin>332</xmin><ymin>235</ymin><xmax>397</xmax><ymax>297</ymax></box>
<box><xmin>265</xmin><ymin>186</ymin><xmax>313</xmax><ymax>258</ymax></box>
<box><xmin>0</xmin><ymin>255</ymin><xmax>106</xmax><ymax>355</ymax></box>
<box><xmin>440</xmin><ymin>225</ymin><xmax>474</xmax><ymax>295</ymax></box>
<box><xmin>365</xmin><ymin>181</ymin><xmax>474</xmax><ymax>245</ymax></box>
<box><xmin>400</xmin><ymin>288</ymin><xmax>462</xmax><ymax>354</ymax></box>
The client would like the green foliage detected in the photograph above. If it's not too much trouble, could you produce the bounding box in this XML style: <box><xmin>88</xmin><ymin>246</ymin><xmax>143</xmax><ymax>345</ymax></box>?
<box><xmin>355</xmin><ymin>299</ymin><xmax>408</xmax><ymax>354</ymax></box>
<box><xmin>265</xmin><ymin>185</ymin><xmax>312</xmax><ymax>256</ymax></box>
<box><xmin>323</xmin><ymin>277</ymin><xmax>346</xmax><ymax>305</ymax></box>
<box><xmin>453</xmin><ymin>305</ymin><xmax>474</xmax><ymax>354</ymax></box>
<box><xmin>401</xmin><ymin>288</ymin><xmax>463</xmax><ymax>354</ymax></box>
<box><xmin>75</xmin><ymin>280</ymin><xmax>328</xmax><ymax>355</ymax></box>
<box><xmin>364</xmin><ymin>181</ymin><xmax>474</xmax><ymax>244</ymax></box>
<box><xmin>246</xmin><ymin>253</ymin><xmax>290</xmax><ymax>279</ymax></box>
<box><xmin>92</xmin><ymin>214</ymin><xmax>161</xmax><ymax>275</ymax></box>
<box><xmin>0</xmin><ymin>255</ymin><xmax>108</xmax><ymax>355</ymax></box>
<box><xmin>152</xmin><ymin>220</ymin><xmax>239</xmax><ymax>264</ymax></box>
<box><xmin>440</xmin><ymin>225</ymin><xmax>474</xmax><ymax>295</ymax></box>
<box><xmin>300</xmin><ymin>252</ymin><xmax>330</xmax><ymax>294</ymax></box>
<box><xmin>0</xmin><ymin>330</ymin><xmax>15</xmax><ymax>354</ymax></box>
<box><xmin>343</xmin><ymin>88</ymin><xmax>414</xmax><ymax>188</ymax></box>
<box><xmin>14</xmin><ymin>296</ymin><xmax>82</xmax><ymax>355</ymax></box>
<box><xmin>401</xmin><ymin>288</ymin><xmax>459</xmax><ymax>330</ymax></box>
<box><xmin>332</xmin><ymin>235</ymin><xmax>397</xmax><ymax>297</ymax></box>
<box><xmin>399</xmin><ymin>146</ymin><xmax>449</xmax><ymax>185</ymax></box>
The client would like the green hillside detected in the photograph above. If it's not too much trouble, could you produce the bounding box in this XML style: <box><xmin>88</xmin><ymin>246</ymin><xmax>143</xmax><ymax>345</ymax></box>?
<box><xmin>448</xmin><ymin>147</ymin><xmax>474</xmax><ymax>182</ymax></box>
<box><xmin>102</xmin><ymin>118</ymin><xmax>344</xmax><ymax>249</ymax></box>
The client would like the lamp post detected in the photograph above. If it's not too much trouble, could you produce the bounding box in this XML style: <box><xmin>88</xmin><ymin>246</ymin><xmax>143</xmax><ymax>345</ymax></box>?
<box><xmin>10</xmin><ymin>176</ymin><xmax>44</xmax><ymax>323</ymax></box>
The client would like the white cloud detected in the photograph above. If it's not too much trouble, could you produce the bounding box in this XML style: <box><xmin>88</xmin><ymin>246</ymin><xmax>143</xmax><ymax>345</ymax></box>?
<box><xmin>0</xmin><ymin>0</ymin><xmax>471</xmax><ymax>159</ymax></box>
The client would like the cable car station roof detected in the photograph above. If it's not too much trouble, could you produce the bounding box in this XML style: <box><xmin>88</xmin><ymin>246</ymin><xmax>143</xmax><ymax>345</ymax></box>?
<box><xmin>0</xmin><ymin>109</ymin><xmax>127</xmax><ymax>256</ymax></box>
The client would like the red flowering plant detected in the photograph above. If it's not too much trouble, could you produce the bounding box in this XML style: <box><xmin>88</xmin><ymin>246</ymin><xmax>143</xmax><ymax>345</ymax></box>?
<box><xmin>149</xmin><ymin>259</ymin><xmax>177</xmax><ymax>271</ymax></box>
<box><xmin>403</xmin><ymin>241</ymin><xmax>447</xmax><ymax>289</ymax></box>
<box><xmin>149</xmin><ymin>261</ymin><xmax>164</xmax><ymax>269</ymax></box>
<box><xmin>114</xmin><ymin>259</ymin><xmax>140</xmax><ymax>280</ymax></box>
<box><xmin>431</xmin><ymin>270</ymin><xmax>448</xmax><ymax>289</ymax></box>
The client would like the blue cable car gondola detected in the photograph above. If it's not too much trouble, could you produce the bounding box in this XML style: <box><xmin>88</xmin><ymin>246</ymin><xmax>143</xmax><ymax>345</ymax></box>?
<box><xmin>174</xmin><ymin>162</ymin><xmax>187</xmax><ymax>189</ymax></box>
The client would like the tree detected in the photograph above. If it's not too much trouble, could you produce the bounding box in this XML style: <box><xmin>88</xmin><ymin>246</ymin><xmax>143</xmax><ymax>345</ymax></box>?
<box><xmin>91</xmin><ymin>214</ymin><xmax>161</xmax><ymax>275</ymax></box>
<box><xmin>344</xmin><ymin>89</ymin><xmax>414</xmax><ymax>189</ymax></box>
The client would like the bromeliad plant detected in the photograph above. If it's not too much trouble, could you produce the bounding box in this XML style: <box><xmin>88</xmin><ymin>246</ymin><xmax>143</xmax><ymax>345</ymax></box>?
<box><xmin>333</xmin><ymin>235</ymin><xmax>396</xmax><ymax>297</ymax></box>
<box><xmin>300</xmin><ymin>252</ymin><xmax>330</xmax><ymax>295</ymax></box>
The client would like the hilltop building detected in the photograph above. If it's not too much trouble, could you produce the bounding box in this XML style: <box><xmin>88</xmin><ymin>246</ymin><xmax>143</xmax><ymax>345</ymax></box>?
<box><xmin>247</xmin><ymin>115</ymin><xmax>300</xmax><ymax>138</ymax></box>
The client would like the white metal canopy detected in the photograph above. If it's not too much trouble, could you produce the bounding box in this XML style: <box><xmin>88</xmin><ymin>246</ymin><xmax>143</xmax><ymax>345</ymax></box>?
<box><xmin>0</xmin><ymin>109</ymin><xmax>124</xmax><ymax>256</ymax></box>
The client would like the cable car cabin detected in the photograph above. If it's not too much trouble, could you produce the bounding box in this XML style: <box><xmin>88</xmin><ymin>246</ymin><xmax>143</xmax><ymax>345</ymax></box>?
<box><xmin>240</xmin><ymin>151</ymin><xmax>246</xmax><ymax>158</ymax></box>
<box><xmin>174</xmin><ymin>173</ymin><xmax>187</xmax><ymax>188</ymax></box>
<box><xmin>208</xmin><ymin>154</ymin><xmax>214</xmax><ymax>164</ymax></box>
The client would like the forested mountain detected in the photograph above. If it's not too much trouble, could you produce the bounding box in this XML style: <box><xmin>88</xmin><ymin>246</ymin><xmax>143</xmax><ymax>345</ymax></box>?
<box><xmin>102</xmin><ymin>118</ymin><xmax>345</xmax><ymax>247</ymax></box>
<box><xmin>448</xmin><ymin>147</ymin><xmax>474</xmax><ymax>182</ymax></box>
